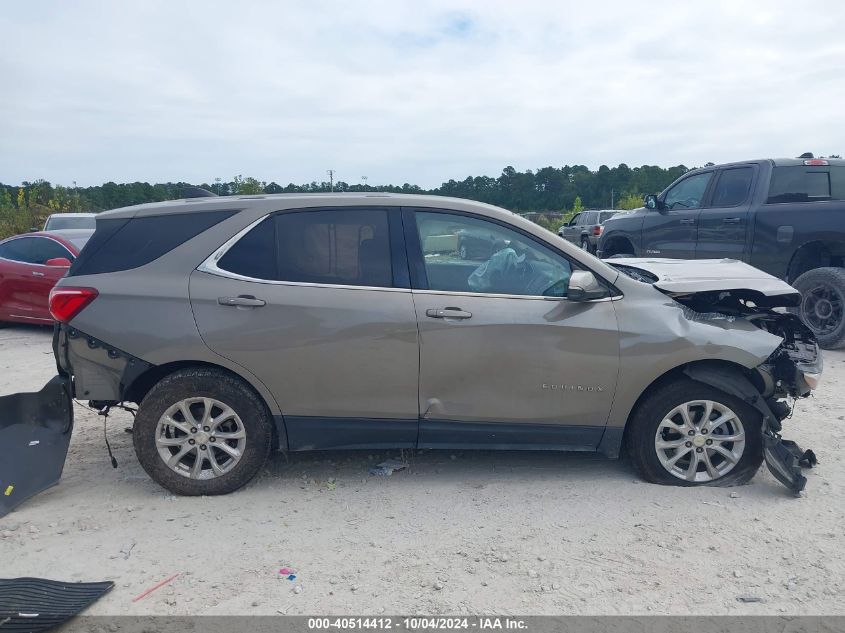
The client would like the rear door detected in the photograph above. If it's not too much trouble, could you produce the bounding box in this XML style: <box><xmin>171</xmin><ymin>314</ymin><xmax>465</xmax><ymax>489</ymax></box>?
<box><xmin>695</xmin><ymin>165</ymin><xmax>756</xmax><ymax>260</ymax></box>
<box><xmin>190</xmin><ymin>206</ymin><xmax>420</xmax><ymax>449</ymax></box>
<box><xmin>405</xmin><ymin>207</ymin><xmax>620</xmax><ymax>448</ymax></box>
<box><xmin>641</xmin><ymin>171</ymin><xmax>714</xmax><ymax>258</ymax></box>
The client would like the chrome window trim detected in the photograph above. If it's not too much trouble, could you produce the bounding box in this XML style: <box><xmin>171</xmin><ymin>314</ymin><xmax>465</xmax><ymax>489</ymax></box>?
<box><xmin>198</xmin><ymin>211</ymin><xmax>623</xmax><ymax>300</ymax></box>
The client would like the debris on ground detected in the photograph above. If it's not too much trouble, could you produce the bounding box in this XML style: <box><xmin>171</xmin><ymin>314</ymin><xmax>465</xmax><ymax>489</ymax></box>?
<box><xmin>279</xmin><ymin>567</ymin><xmax>297</xmax><ymax>581</ymax></box>
<box><xmin>736</xmin><ymin>595</ymin><xmax>764</xmax><ymax>603</ymax></box>
<box><xmin>131</xmin><ymin>573</ymin><xmax>180</xmax><ymax>602</ymax></box>
<box><xmin>369</xmin><ymin>459</ymin><xmax>408</xmax><ymax>476</ymax></box>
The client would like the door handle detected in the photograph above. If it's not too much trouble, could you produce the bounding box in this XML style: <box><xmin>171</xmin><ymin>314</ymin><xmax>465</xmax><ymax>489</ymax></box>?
<box><xmin>218</xmin><ymin>295</ymin><xmax>266</xmax><ymax>307</ymax></box>
<box><xmin>679</xmin><ymin>218</ymin><xmax>696</xmax><ymax>225</ymax></box>
<box><xmin>425</xmin><ymin>307</ymin><xmax>472</xmax><ymax>320</ymax></box>
<box><xmin>722</xmin><ymin>217</ymin><xmax>742</xmax><ymax>224</ymax></box>
<box><xmin>32</xmin><ymin>271</ymin><xmax>45</xmax><ymax>277</ymax></box>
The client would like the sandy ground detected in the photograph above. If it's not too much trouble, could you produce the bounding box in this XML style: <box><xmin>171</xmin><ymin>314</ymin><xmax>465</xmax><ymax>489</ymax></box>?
<box><xmin>1</xmin><ymin>323</ymin><xmax>844</xmax><ymax>616</ymax></box>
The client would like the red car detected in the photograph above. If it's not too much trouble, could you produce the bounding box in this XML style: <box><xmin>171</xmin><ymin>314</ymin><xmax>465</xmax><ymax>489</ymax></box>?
<box><xmin>0</xmin><ymin>229</ymin><xmax>93</xmax><ymax>325</ymax></box>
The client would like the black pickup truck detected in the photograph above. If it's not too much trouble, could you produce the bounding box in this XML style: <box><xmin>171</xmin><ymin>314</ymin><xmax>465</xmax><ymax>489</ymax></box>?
<box><xmin>598</xmin><ymin>156</ymin><xmax>845</xmax><ymax>348</ymax></box>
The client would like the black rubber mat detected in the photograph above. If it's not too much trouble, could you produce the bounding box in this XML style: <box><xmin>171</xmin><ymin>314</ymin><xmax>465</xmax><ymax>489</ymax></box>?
<box><xmin>0</xmin><ymin>577</ymin><xmax>113</xmax><ymax>632</ymax></box>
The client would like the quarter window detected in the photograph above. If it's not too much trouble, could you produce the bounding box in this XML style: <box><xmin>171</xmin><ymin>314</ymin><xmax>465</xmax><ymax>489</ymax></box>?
<box><xmin>414</xmin><ymin>211</ymin><xmax>572</xmax><ymax>297</ymax></box>
<box><xmin>711</xmin><ymin>167</ymin><xmax>753</xmax><ymax>207</ymax></box>
<box><xmin>663</xmin><ymin>172</ymin><xmax>713</xmax><ymax>210</ymax></box>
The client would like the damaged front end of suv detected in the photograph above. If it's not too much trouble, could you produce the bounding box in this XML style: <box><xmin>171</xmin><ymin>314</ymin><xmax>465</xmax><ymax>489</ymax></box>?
<box><xmin>610</xmin><ymin>258</ymin><xmax>821</xmax><ymax>493</ymax></box>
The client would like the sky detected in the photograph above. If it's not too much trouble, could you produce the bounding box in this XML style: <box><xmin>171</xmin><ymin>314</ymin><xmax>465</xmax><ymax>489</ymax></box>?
<box><xmin>1</xmin><ymin>0</ymin><xmax>844</xmax><ymax>188</ymax></box>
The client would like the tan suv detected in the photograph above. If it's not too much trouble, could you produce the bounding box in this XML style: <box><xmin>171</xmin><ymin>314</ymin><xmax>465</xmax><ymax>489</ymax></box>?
<box><xmin>0</xmin><ymin>193</ymin><xmax>822</xmax><ymax>515</ymax></box>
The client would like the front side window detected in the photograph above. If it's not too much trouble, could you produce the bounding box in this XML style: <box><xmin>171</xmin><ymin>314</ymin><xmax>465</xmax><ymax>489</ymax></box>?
<box><xmin>32</xmin><ymin>238</ymin><xmax>74</xmax><ymax>263</ymax></box>
<box><xmin>217</xmin><ymin>209</ymin><xmax>393</xmax><ymax>287</ymax></box>
<box><xmin>0</xmin><ymin>239</ymin><xmax>32</xmax><ymax>263</ymax></box>
<box><xmin>415</xmin><ymin>211</ymin><xmax>572</xmax><ymax>297</ymax></box>
<box><xmin>663</xmin><ymin>172</ymin><xmax>713</xmax><ymax>210</ymax></box>
<box><xmin>711</xmin><ymin>167</ymin><xmax>753</xmax><ymax>207</ymax></box>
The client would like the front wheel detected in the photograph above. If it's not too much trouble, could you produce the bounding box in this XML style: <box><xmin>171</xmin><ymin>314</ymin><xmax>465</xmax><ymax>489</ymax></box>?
<box><xmin>792</xmin><ymin>267</ymin><xmax>845</xmax><ymax>349</ymax></box>
<box><xmin>133</xmin><ymin>368</ymin><xmax>273</xmax><ymax>496</ymax></box>
<box><xmin>626</xmin><ymin>378</ymin><xmax>763</xmax><ymax>486</ymax></box>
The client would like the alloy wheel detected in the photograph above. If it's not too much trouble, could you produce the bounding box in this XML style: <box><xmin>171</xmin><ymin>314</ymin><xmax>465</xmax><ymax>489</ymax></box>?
<box><xmin>155</xmin><ymin>397</ymin><xmax>247</xmax><ymax>479</ymax></box>
<box><xmin>654</xmin><ymin>400</ymin><xmax>745</xmax><ymax>483</ymax></box>
<box><xmin>801</xmin><ymin>282</ymin><xmax>844</xmax><ymax>336</ymax></box>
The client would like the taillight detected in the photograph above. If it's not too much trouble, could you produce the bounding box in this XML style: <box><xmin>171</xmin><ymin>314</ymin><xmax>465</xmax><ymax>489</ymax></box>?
<box><xmin>593</xmin><ymin>225</ymin><xmax>603</xmax><ymax>236</ymax></box>
<box><xmin>804</xmin><ymin>159</ymin><xmax>829</xmax><ymax>166</ymax></box>
<box><xmin>49</xmin><ymin>287</ymin><xmax>98</xmax><ymax>323</ymax></box>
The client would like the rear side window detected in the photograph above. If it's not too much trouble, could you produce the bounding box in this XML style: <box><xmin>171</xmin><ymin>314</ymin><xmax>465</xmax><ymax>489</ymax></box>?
<box><xmin>276</xmin><ymin>209</ymin><xmax>392</xmax><ymax>287</ymax></box>
<box><xmin>69</xmin><ymin>209</ymin><xmax>237</xmax><ymax>276</ymax></box>
<box><xmin>216</xmin><ymin>209</ymin><xmax>393</xmax><ymax>288</ymax></box>
<box><xmin>767</xmin><ymin>166</ymin><xmax>843</xmax><ymax>203</ymax></box>
<box><xmin>711</xmin><ymin>167</ymin><xmax>753</xmax><ymax>207</ymax></box>
<box><xmin>599</xmin><ymin>211</ymin><xmax>616</xmax><ymax>223</ymax></box>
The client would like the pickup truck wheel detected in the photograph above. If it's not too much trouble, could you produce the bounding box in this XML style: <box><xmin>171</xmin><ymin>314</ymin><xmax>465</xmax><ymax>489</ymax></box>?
<box><xmin>133</xmin><ymin>368</ymin><xmax>273</xmax><ymax>496</ymax></box>
<box><xmin>626</xmin><ymin>378</ymin><xmax>763</xmax><ymax>487</ymax></box>
<box><xmin>792</xmin><ymin>267</ymin><xmax>845</xmax><ymax>349</ymax></box>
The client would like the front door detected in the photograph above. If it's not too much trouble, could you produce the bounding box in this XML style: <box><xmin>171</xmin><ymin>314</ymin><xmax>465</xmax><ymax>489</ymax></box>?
<box><xmin>641</xmin><ymin>171</ymin><xmax>714</xmax><ymax>259</ymax></box>
<box><xmin>405</xmin><ymin>208</ymin><xmax>620</xmax><ymax>449</ymax></box>
<box><xmin>190</xmin><ymin>207</ymin><xmax>420</xmax><ymax>449</ymax></box>
<box><xmin>695</xmin><ymin>165</ymin><xmax>755</xmax><ymax>260</ymax></box>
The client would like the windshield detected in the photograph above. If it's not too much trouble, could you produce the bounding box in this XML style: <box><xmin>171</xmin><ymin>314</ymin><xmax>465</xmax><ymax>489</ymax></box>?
<box><xmin>45</xmin><ymin>216</ymin><xmax>97</xmax><ymax>230</ymax></box>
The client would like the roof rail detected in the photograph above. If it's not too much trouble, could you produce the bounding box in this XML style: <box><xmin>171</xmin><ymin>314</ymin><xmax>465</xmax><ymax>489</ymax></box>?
<box><xmin>181</xmin><ymin>186</ymin><xmax>217</xmax><ymax>199</ymax></box>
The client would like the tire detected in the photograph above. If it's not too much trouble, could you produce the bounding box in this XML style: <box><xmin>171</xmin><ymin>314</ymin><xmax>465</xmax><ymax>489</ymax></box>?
<box><xmin>792</xmin><ymin>267</ymin><xmax>845</xmax><ymax>349</ymax></box>
<box><xmin>133</xmin><ymin>368</ymin><xmax>273</xmax><ymax>496</ymax></box>
<box><xmin>625</xmin><ymin>378</ymin><xmax>763</xmax><ymax>487</ymax></box>
<box><xmin>459</xmin><ymin>242</ymin><xmax>468</xmax><ymax>260</ymax></box>
<box><xmin>580</xmin><ymin>237</ymin><xmax>593</xmax><ymax>254</ymax></box>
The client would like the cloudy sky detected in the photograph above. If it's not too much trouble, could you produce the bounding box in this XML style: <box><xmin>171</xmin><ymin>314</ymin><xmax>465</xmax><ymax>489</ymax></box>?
<box><xmin>1</xmin><ymin>1</ymin><xmax>843</xmax><ymax>188</ymax></box>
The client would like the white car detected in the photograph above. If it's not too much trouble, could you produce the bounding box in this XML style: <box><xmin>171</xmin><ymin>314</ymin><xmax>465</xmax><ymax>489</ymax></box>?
<box><xmin>43</xmin><ymin>213</ymin><xmax>97</xmax><ymax>231</ymax></box>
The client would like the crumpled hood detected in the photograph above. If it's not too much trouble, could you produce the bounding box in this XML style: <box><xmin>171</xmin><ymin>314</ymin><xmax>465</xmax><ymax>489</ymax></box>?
<box><xmin>606</xmin><ymin>257</ymin><xmax>801</xmax><ymax>307</ymax></box>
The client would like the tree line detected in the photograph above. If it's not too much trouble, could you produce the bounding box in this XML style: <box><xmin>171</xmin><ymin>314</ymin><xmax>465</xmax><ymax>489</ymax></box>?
<box><xmin>0</xmin><ymin>163</ymin><xmax>689</xmax><ymax>238</ymax></box>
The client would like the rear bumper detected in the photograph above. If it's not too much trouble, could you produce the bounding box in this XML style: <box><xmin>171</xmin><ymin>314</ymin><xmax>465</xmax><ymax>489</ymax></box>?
<box><xmin>0</xmin><ymin>375</ymin><xmax>74</xmax><ymax>516</ymax></box>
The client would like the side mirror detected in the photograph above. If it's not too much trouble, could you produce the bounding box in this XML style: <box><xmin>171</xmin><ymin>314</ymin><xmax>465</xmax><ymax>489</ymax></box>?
<box><xmin>45</xmin><ymin>257</ymin><xmax>72</xmax><ymax>268</ymax></box>
<box><xmin>567</xmin><ymin>270</ymin><xmax>609</xmax><ymax>301</ymax></box>
<box><xmin>644</xmin><ymin>194</ymin><xmax>662</xmax><ymax>210</ymax></box>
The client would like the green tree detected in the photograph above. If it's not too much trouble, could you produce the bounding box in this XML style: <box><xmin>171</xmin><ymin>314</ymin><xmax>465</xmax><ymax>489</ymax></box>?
<box><xmin>572</xmin><ymin>196</ymin><xmax>584</xmax><ymax>213</ymax></box>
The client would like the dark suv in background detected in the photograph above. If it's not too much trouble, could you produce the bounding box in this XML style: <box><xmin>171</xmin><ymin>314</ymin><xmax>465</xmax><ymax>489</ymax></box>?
<box><xmin>559</xmin><ymin>210</ymin><xmax>617</xmax><ymax>254</ymax></box>
<box><xmin>599</xmin><ymin>156</ymin><xmax>845</xmax><ymax>348</ymax></box>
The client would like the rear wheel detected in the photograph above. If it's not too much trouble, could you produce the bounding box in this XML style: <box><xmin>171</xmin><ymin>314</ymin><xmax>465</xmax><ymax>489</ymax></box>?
<box><xmin>792</xmin><ymin>267</ymin><xmax>845</xmax><ymax>349</ymax></box>
<box><xmin>133</xmin><ymin>368</ymin><xmax>273</xmax><ymax>496</ymax></box>
<box><xmin>459</xmin><ymin>242</ymin><xmax>468</xmax><ymax>259</ymax></box>
<box><xmin>626</xmin><ymin>378</ymin><xmax>763</xmax><ymax>486</ymax></box>
<box><xmin>580</xmin><ymin>237</ymin><xmax>593</xmax><ymax>254</ymax></box>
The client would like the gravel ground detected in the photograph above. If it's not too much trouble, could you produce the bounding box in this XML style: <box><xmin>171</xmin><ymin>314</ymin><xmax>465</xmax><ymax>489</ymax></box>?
<box><xmin>1</xmin><ymin>323</ymin><xmax>843</xmax><ymax>616</ymax></box>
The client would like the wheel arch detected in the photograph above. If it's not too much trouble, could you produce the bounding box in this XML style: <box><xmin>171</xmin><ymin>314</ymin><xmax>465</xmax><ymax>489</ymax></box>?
<box><xmin>786</xmin><ymin>239</ymin><xmax>845</xmax><ymax>283</ymax></box>
<box><xmin>124</xmin><ymin>360</ymin><xmax>287</xmax><ymax>450</ymax></box>
<box><xmin>601</xmin><ymin>358</ymin><xmax>762</xmax><ymax>458</ymax></box>
<box><xmin>599</xmin><ymin>232</ymin><xmax>636</xmax><ymax>257</ymax></box>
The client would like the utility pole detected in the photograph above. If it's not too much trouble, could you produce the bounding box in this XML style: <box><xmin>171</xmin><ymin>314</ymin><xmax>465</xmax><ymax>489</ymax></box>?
<box><xmin>326</xmin><ymin>169</ymin><xmax>335</xmax><ymax>192</ymax></box>
<box><xmin>611</xmin><ymin>188</ymin><xmax>615</xmax><ymax>210</ymax></box>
